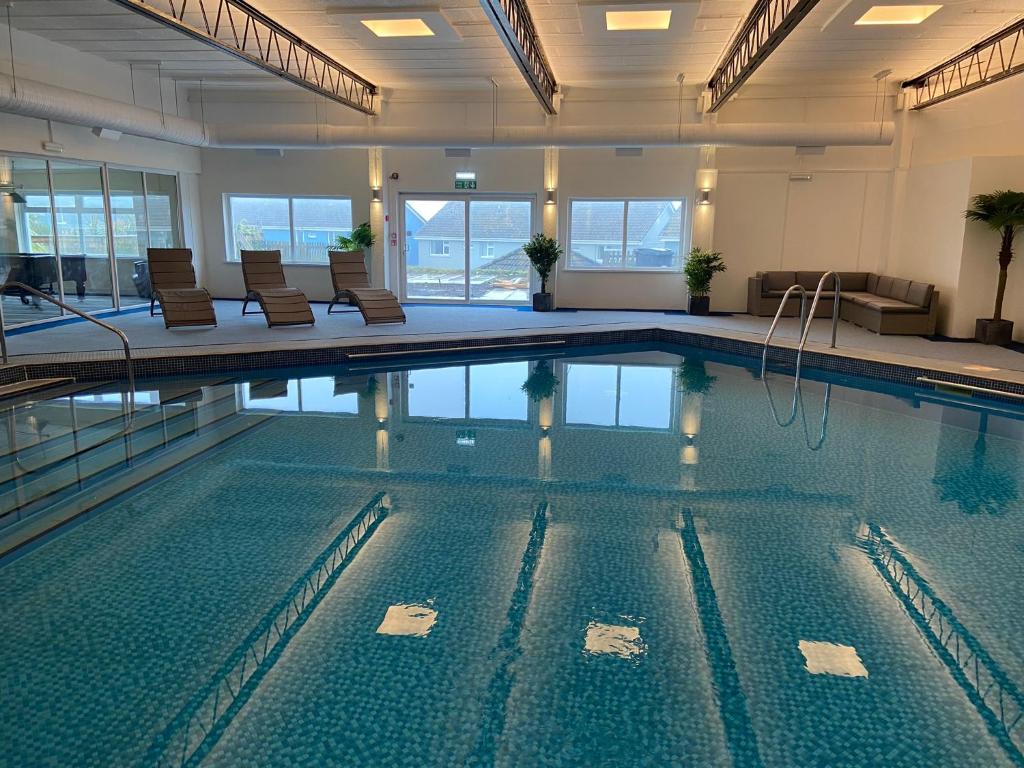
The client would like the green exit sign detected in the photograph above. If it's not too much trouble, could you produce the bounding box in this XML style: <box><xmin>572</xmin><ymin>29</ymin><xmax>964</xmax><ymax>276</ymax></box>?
<box><xmin>455</xmin><ymin>178</ymin><xmax>477</xmax><ymax>190</ymax></box>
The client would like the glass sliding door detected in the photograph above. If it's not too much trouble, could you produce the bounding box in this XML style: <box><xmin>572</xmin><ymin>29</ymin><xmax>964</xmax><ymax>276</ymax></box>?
<box><xmin>108</xmin><ymin>169</ymin><xmax>149</xmax><ymax>308</ymax></box>
<box><xmin>0</xmin><ymin>156</ymin><xmax>62</xmax><ymax>325</ymax></box>
<box><xmin>50</xmin><ymin>161</ymin><xmax>113</xmax><ymax>312</ymax></box>
<box><xmin>403</xmin><ymin>198</ymin><xmax>466</xmax><ymax>301</ymax></box>
<box><xmin>469</xmin><ymin>199</ymin><xmax>531</xmax><ymax>302</ymax></box>
<box><xmin>400</xmin><ymin>195</ymin><xmax>532</xmax><ymax>305</ymax></box>
<box><xmin>144</xmin><ymin>173</ymin><xmax>181</xmax><ymax>249</ymax></box>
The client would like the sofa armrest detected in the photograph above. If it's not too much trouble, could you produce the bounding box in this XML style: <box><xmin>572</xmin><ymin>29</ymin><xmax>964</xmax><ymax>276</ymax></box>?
<box><xmin>747</xmin><ymin>276</ymin><xmax>764</xmax><ymax>315</ymax></box>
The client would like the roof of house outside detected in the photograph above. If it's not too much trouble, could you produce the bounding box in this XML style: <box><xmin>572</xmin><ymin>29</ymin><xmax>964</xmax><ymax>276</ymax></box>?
<box><xmin>414</xmin><ymin>200</ymin><xmax>681</xmax><ymax>245</ymax></box>
<box><xmin>230</xmin><ymin>197</ymin><xmax>353</xmax><ymax>230</ymax></box>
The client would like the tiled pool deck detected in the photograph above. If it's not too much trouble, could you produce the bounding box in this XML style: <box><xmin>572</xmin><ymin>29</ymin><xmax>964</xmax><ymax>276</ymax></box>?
<box><xmin>4</xmin><ymin>301</ymin><xmax>1024</xmax><ymax>389</ymax></box>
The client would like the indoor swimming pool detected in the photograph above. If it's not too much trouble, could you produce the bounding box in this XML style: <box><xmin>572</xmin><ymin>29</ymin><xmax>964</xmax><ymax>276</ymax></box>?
<box><xmin>1</xmin><ymin>344</ymin><xmax>1022</xmax><ymax>767</ymax></box>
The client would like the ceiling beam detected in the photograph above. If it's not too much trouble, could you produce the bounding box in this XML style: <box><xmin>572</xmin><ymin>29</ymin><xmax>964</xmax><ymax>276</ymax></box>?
<box><xmin>105</xmin><ymin>0</ymin><xmax>377</xmax><ymax>114</ymax></box>
<box><xmin>901</xmin><ymin>18</ymin><xmax>1024</xmax><ymax>110</ymax></box>
<box><xmin>706</xmin><ymin>0</ymin><xmax>821</xmax><ymax>112</ymax></box>
<box><xmin>479</xmin><ymin>0</ymin><xmax>558</xmax><ymax>115</ymax></box>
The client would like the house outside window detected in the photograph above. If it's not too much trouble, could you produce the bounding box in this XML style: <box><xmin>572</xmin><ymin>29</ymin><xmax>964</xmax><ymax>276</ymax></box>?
<box><xmin>567</xmin><ymin>199</ymin><xmax>686</xmax><ymax>271</ymax></box>
<box><xmin>225</xmin><ymin>194</ymin><xmax>353</xmax><ymax>264</ymax></box>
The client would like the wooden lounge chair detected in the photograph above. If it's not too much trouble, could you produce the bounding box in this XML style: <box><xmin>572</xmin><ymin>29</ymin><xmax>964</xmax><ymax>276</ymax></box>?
<box><xmin>147</xmin><ymin>248</ymin><xmax>217</xmax><ymax>329</ymax></box>
<box><xmin>327</xmin><ymin>250</ymin><xmax>406</xmax><ymax>325</ymax></box>
<box><xmin>240</xmin><ymin>250</ymin><xmax>316</xmax><ymax>328</ymax></box>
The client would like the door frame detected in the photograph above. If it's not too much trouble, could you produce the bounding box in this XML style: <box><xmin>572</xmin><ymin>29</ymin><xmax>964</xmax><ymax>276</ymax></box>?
<box><xmin>397</xmin><ymin>192</ymin><xmax>537</xmax><ymax>305</ymax></box>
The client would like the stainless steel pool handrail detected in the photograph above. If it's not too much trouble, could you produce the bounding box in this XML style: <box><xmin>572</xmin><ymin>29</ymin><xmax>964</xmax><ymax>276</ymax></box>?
<box><xmin>0</xmin><ymin>281</ymin><xmax>135</xmax><ymax>430</ymax></box>
<box><xmin>761</xmin><ymin>284</ymin><xmax>808</xmax><ymax>377</ymax></box>
<box><xmin>762</xmin><ymin>272</ymin><xmax>841</xmax><ymax>385</ymax></box>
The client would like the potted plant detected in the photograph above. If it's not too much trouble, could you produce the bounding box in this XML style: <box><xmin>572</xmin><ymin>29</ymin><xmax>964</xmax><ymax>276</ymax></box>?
<box><xmin>336</xmin><ymin>221</ymin><xmax>376</xmax><ymax>253</ymax></box>
<box><xmin>684</xmin><ymin>247</ymin><xmax>726</xmax><ymax>316</ymax></box>
<box><xmin>523</xmin><ymin>233</ymin><xmax>562</xmax><ymax>312</ymax></box>
<box><xmin>965</xmin><ymin>190</ymin><xmax>1024</xmax><ymax>345</ymax></box>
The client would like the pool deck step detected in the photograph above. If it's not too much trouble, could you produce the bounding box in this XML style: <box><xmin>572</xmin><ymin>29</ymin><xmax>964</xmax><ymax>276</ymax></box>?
<box><xmin>0</xmin><ymin>377</ymin><xmax>75</xmax><ymax>403</ymax></box>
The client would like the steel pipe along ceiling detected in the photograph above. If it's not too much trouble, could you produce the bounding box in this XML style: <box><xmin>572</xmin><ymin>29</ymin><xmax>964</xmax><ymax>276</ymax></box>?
<box><xmin>0</xmin><ymin>74</ymin><xmax>895</xmax><ymax>149</ymax></box>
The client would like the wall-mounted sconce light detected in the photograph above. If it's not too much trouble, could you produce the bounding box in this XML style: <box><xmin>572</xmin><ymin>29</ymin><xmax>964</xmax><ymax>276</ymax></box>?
<box><xmin>697</xmin><ymin>188</ymin><xmax>712</xmax><ymax>206</ymax></box>
<box><xmin>371</xmin><ymin>187</ymin><xmax>383</xmax><ymax>202</ymax></box>
<box><xmin>545</xmin><ymin>189</ymin><xmax>557</xmax><ymax>205</ymax></box>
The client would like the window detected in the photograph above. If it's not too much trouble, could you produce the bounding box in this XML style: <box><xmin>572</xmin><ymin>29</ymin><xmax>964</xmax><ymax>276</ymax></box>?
<box><xmin>429</xmin><ymin>240</ymin><xmax>451</xmax><ymax>257</ymax></box>
<box><xmin>225</xmin><ymin>195</ymin><xmax>352</xmax><ymax>264</ymax></box>
<box><xmin>567</xmin><ymin>199</ymin><xmax>685</xmax><ymax>271</ymax></box>
<box><xmin>564</xmin><ymin>363</ymin><xmax>674</xmax><ymax>429</ymax></box>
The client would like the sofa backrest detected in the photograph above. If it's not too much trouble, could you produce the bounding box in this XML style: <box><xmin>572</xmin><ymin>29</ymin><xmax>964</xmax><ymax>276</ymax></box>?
<box><xmin>758</xmin><ymin>271</ymin><xmax>796</xmax><ymax>291</ymax></box>
<box><xmin>906</xmin><ymin>281</ymin><xmax>934</xmax><ymax>308</ymax></box>
<box><xmin>758</xmin><ymin>270</ymin><xmax>932</xmax><ymax>306</ymax></box>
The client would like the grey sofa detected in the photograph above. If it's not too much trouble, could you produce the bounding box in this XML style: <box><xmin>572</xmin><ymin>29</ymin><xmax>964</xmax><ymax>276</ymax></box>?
<box><xmin>747</xmin><ymin>270</ymin><xmax>939</xmax><ymax>335</ymax></box>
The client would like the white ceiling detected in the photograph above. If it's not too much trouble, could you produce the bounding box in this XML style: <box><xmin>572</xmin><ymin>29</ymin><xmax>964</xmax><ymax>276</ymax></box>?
<box><xmin>6</xmin><ymin>0</ymin><xmax>1023</xmax><ymax>98</ymax></box>
<box><xmin>746</xmin><ymin>0</ymin><xmax>1023</xmax><ymax>86</ymax></box>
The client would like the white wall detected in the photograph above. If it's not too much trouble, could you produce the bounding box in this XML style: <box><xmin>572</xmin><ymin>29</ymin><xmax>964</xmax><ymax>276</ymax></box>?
<box><xmin>555</xmin><ymin>147</ymin><xmax>699</xmax><ymax>310</ymax></box>
<box><xmin>197</xmin><ymin>148</ymin><xmax>371</xmax><ymax>301</ymax></box>
<box><xmin>889</xmin><ymin>158</ymin><xmax>972</xmax><ymax>335</ymax></box>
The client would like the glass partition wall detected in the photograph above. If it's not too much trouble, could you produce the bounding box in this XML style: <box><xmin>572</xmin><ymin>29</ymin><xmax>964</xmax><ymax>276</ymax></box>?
<box><xmin>0</xmin><ymin>152</ymin><xmax>182</xmax><ymax>328</ymax></box>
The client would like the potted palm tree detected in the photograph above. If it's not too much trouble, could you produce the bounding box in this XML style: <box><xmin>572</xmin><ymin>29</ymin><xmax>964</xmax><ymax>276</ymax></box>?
<box><xmin>684</xmin><ymin>247</ymin><xmax>726</xmax><ymax>316</ymax></box>
<box><xmin>336</xmin><ymin>221</ymin><xmax>375</xmax><ymax>253</ymax></box>
<box><xmin>523</xmin><ymin>233</ymin><xmax>562</xmax><ymax>312</ymax></box>
<box><xmin>965</xmin><ymin>190</ymin><xmax>1024</xmax><ymax>345</ymax></box>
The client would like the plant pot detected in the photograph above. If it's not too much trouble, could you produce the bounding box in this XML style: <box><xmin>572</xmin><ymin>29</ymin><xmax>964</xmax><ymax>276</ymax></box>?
<box><xmin>975</xmin><ymin>318</ymin><xmax>1014</xmax><ymax>345</ymax></box>
<box><xmin>532</xmin><ymin>292</ymin><xmax>554</xmax><ymax>312</ymax></box>
<box><xmin>688</xmin><ymin>295</ymin><xmax>710</xmax><ymax>316</ymax></box>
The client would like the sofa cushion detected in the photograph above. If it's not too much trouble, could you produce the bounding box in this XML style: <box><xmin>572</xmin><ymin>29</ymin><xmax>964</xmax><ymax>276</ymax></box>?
<box><xmin>865</xmin><ymin>273</ymin><xmax>879</xmax><ymax>293</ymax></box>
<box><xmin>875</xmin><ymin>275</ymin><xmax>894</xmax><ymax>296</ymax></box>
<box><xmin>863</xmin><ymin>297</ymin><xmax>928</xmax><ymax>314</ymax></box>
<box><xmin>762</xmin><ymin>271</ymin><xmax>796</xmax><ymax>292</ymax></box>
<box><xmin>835</xmin><ymin>272</ymin><xmax>867</xmax><ymax>292</ymax></box>
<box><xmin>796</xmin><ymin>271</ymin><xmax>826</xmax><ymax>290</ymax></box>
<box><xmin>887</xmin><ymin>277</ymin><xmax>912</xmax><ymax>301</ymax></box>
<box><xmin>842</xmin><ymin>291</ymin><xmax>879</xmax><ymax>307</ymax></box>
<box><xmin>906</xmin><ymin>281</ymin><xmax>934</xmax><ymax>308</ymax></box>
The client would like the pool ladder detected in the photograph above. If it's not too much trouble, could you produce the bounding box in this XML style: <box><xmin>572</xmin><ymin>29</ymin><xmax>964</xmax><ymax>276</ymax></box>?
<box><xmin>761</xmin><ymin>271</ymin><xmax>841</xmax><ymax>384</ymax></box>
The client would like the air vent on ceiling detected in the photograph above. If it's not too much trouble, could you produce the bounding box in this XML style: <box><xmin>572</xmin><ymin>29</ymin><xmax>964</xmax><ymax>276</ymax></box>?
<box><xmin>615</xmin><ymin>147</ymin><xmax>643</xmax><ymax>157</ymax></box>
<box><xmin>445</xmin><ymin>148</ymin><xmax>471</xmax><ymax>158</ymax></box>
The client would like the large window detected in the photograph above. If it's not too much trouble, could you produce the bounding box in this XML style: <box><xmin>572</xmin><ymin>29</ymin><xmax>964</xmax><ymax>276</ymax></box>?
<box><xmin>225</xmin><ymin>194</ymin><xmax>352</xmax><ymax>264</ymax></box>
<box><xmin>1</xmin><ymin>153</ymin><xmax>183</xmax><ymax>328</ymax></box>
<box><xmin>567</xmin><ymin>199</ymin><xmax>685</xmax><ymax>271</ymax></box>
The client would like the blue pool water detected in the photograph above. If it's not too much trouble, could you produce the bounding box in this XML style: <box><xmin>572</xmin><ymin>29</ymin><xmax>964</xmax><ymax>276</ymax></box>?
<box><xmin>1</xmin><ymin>344</ymin><xmax>1023</xmax><ymax>767</ymax></box>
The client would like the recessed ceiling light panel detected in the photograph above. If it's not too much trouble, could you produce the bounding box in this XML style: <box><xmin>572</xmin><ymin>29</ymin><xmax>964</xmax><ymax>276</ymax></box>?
<box><xmin>605</xmin><ymin>9</ymin><xmax>672</xmax><ymax>30</ymax></box>
<box><xmin>361</xmin><ymin>18</ymin><xmax>435</xmax><ymax>37</ymax></box>
<box><xmin>855</xmin><ymin>5</ymin><xmax>942</xmax><ymax>25</ymax></box>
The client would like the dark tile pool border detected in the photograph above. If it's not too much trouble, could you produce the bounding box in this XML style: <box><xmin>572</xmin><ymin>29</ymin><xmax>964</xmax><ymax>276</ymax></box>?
<box><xmin>4</xmin><ymin>326</ymin><xmax>1024</xmax><ymax>404</ymax></box>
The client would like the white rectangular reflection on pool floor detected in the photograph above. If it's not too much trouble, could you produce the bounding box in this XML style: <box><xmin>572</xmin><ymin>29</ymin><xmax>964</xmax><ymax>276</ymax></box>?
<box><xmin>376</xmin><ymin>603</ymin><xmax>438</xmax><ymax>637</ymax></box>
<box><xmin>798</xmin><ymin>640</ymin><xmax>868</xmax><ymax>677</ymax></box>
<box><xmin>584</xmin><ymin>621</ymin><xmax>646</xmax><ymax>659</ymax></box>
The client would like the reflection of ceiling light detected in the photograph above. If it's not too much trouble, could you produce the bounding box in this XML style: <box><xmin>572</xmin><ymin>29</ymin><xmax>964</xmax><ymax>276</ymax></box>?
<box><xmin>376</xmin><ymin>603</ymin><xmax>438</xmax><ymax>637</ymax></box>
<box><xmin>605</xmin><ymin>10</ymin><xmax>672</xmax><ymax>30</ymax></box>
<box><xmin>584</xmin><ymin>621</ymin><xmax>646</xmax><ymax>659</ymax></box>
<box><xmin>855</xmin><ymin>5</ymin><xmax>941</xmax><ymax>25</ymax></box>
<box><xmin>798</xmin><ymin>640</ymin><xmax>869</xmax><ymax>677</ymax></box>
<box><xmin>361</xmin><ymin>18</ymin><xmax>434</xmax><ymax>37</ymax></box>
